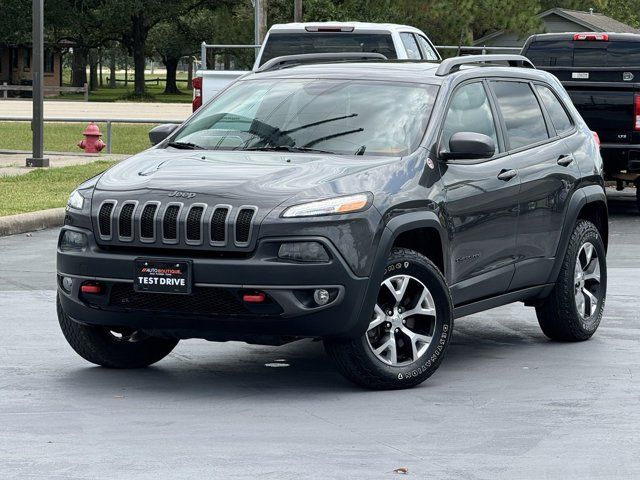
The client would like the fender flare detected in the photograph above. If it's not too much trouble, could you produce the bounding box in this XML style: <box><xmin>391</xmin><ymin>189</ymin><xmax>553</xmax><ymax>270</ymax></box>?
<box><xmin>347</xmin><ymin>211</ymin><xmax>448</xmax><ymax>338</ymax></box>
<box><xmin>546</xmin><ymin>185</ymin><xmax>607</xmax><ymax>284</ymax></box>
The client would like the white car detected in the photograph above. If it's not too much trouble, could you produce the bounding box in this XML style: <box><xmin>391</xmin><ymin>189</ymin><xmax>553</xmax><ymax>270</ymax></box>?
<box><xmin>193</xmin><ymin>22</ymin><xmax>441</xmax><ymax>110</ymax></box>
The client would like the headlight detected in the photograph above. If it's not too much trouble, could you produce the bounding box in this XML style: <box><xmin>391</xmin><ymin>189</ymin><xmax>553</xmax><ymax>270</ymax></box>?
<box><xmin>67</xmin><ymin>190</ymin><xmax>84</xmax><ymax>210</ymax></box>
<box><xmin>278</xmin><ymin>242</ymin><xmax>330</xmax><ymax>262</ymax></box>
<box><xmin>282</xmin><ymin>193</ymin><xmax>372</xmax><ymax>218</ymax></box>
<box><xmin>60</xmin><ymin>230</ymin><xmax>87</xmax><ymax>252</ymax></box>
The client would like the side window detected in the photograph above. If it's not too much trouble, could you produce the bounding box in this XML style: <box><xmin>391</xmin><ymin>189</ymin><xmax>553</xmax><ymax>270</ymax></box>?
<box><xmin>442</xmin><ymin>82</ymin><xmax>498</xmax><ymax>153</ymax></box>
<box><xmin>400</xmin><ymin>33</ymin><xmax>421</xmax><ymax>60</ymax></box>
<box><xmin>415</xmin><ymin>35</ymin><xmax>439</xmax><ymax>60</ymax></box>
<box><xmin>535</xmin><ymin>84</ymin><xmax>573</xmax><ymax>135</ymax></box>
<box><xmin>492</xmin><ymin>81</ymin><xmax>549</xmax><ymax>150</ymax></box>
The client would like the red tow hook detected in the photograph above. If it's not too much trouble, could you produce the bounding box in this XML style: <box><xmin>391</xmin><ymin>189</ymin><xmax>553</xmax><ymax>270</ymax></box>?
<box><xmin>80</xmin><ymin>283</ymin><xmax>102</xmax><ymax>294</ymax></box>
<box><xmin>242</xmin><ymin>292</ymin><xmax>266</xmax><ymax>303</ymax></box>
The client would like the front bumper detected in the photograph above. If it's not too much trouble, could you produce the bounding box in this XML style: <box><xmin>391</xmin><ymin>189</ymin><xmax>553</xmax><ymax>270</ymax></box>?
<box><xmin>57</xmin><ymin>227</ymin><xmax>372</xmax><ymax>343</ymax></box>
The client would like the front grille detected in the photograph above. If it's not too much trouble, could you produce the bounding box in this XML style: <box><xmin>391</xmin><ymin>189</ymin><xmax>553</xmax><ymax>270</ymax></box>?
<box><xmin>98</xmin><ymin>202</ymin><xmax>115</xmax><ymax>237</ymax></box>
<box><xmin>96</xmin><ymin>200</ymin><xmax>258</xmax><ymax>249</ymax></box>
<box><xmin>109</xmin><ymin>283</ymin><xmax>250</xmax><ymax>315</ymax></box>
<box><xmin>186</xmin><ymin>206</ymin><xmax>204</xmax><ymax>242</ymax></box>
<box><xmin>140</xmin><ymin>204</ymin><xmax>158</xmax><ymax>239</ymax></box>
<box><xmin>235</xmin><ymin>208</ymin><xmax>255</xmax><ymax>244</ymax></box>
<box><xmin>118</xmin><ymin>203</ymin><xmax>135</xmax><ymax>238</ymax></box>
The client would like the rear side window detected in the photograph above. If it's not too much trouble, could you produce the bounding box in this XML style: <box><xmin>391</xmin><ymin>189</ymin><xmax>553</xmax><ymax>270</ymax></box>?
<box><xmin>525</xmin><ymin>40</ymin><xmax>573</xmax><ymax>66</ymax></box>
<box><xmin>400</xmin><ymin>33</ymin><xmax>421</xmax><ymax>59</ymax></box>
<box><xmin>442</xmin><ymin>82</ymin><xmax>498</xmax><ymax>152</ymax></box>
<box><xmin>259</xmin><ymin>33</ymin><xmax>397</xmax><ymax>65</ymax></box>
<box><xmin>492</xmin><ymin>81</ymin><xmax>549</xmax><ymax>150</ymax></box>
<box><xmin>415</xmin><ymin>35</ymin><xmax>439</xmax><ymax>60</ymax></box>
<box><xmin>535</xmin><ymin>85</ymin><xmax>573</xmax><ymax>134</ymax></box>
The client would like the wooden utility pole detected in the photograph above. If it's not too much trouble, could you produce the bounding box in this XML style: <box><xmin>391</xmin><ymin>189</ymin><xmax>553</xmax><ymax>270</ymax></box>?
<box><xmin>294</xmin><ymin>0</ymin><xmax>302</xmax><ymax>22</ymax></box>
<box><xmin>255</xmin><ymin>0</ymin><xmax>268</xmax><ymax>45</ymax></box>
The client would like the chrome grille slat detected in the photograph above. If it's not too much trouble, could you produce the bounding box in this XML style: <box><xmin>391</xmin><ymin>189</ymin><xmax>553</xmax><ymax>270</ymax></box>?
<box><xmin>210</xmin><ymin>205</ymin><xmax>231</xmax><ymax>247</ymax></box>
<box><xmin>98</xmin><ymin>201</ymin><xmax>116</xmax><ymax>239</ymax></box>
<box><xmin>118</xmin><ymin>202</ymin><xmax>137</xmax><ymax>241</ymax></box>
<box><xmin>185</xmin><ymin>204</ymin><xmax>206</xmax><ymax>245</ymax></box>
<box><xmin>162</xmin><ymin>204</ymin><xmax>182</xmax><ymax>243</ymax></box>
<box><xmin>139</xmin><ymin>202</ymin><xmax>160</xmax><ymax>242</ymax></box>
<box><xmin>235</xmin><ymin>206</ymin><xmax>257</xmax><ymax>246</ymax></box>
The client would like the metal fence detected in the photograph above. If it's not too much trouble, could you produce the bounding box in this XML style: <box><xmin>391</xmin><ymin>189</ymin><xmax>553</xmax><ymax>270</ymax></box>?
<box><xmin>0</xmin><ymin>117</ymin><xmax>183</xmax><ymax>154</ymax></box>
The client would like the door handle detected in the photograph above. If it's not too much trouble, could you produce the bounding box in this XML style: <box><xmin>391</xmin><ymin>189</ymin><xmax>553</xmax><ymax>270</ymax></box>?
<box><xmin>557</xmin><ymin>154</ymin><xmax>574</xmax><ymax>167</ymax></box>
<box><xmin>497</xmin><ymin>169</ymin><xmax>517</xmax><ymax>181</ymax></box>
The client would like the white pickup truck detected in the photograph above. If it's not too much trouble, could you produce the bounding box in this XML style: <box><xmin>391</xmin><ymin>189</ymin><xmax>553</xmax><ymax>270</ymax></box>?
<box><xmin>192</xmin><ymin>21</ymin><xmax>441</xmax><ymax>111</ymax></box>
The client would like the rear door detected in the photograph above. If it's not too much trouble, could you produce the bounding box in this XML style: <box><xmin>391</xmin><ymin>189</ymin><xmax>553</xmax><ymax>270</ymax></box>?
<box><xmin>488</xmin><ymin>80</ymin><xmax>581</xmax><ymax>290</ymax></box>
<box><xmin>439</xmin><ymin>81</ymin><xmax>520</xmax><ymax>305</ymax></box>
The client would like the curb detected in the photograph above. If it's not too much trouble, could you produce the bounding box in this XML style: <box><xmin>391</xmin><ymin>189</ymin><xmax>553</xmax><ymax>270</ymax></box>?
<box><xmin>0</xmin><ymin>208</ymin><xmax>65</xmax><ymax>237</ymax></box>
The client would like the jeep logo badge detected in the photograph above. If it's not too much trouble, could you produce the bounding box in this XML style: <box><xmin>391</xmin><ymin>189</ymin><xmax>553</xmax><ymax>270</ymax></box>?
<box><xmin>168</xmin><ymin>191</ymin><xmax>196</xmax><ymax>199</ymax></box>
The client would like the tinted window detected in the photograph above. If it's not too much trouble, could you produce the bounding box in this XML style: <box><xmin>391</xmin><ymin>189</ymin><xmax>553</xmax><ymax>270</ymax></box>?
<box><xmin>175</xmin><ymin>79</ymin><xmax>438</xmax><ymax>157</ymax></box>
<box><xmin>535</xmin><ymin>84</ymin><xmax>573</xmax><ymax>134</ymax></box>
<box><xmin>573</xmin><ymin>43</ymin><xmax>607</xmax><ymax>67</ymax></box>
<box><xmin>415</xmin><ymin>35</ymin><xmax>439</xmax><ymax>60</ymax></box>
<box><xmin>260</xmin><ymin>33</ymin><xmax>397</xmax><ymax>65</ymax></box>
<box><xmin>601</xmin><ymin>41</ymin><xmax>640</xmax><ymax>66</ymax></box>
<box><xmin>525</xmin><ymin>40</ymin><xmax>573</xmax><ymax>67</ymax></box>
<box><xmin>442</xmin><ymin>82</ymin><xmax>498</xmax><ymax>152</ymax></box>
<box><xmin>400</xmin><ymin>33</ymin><xmax>421</xmax><ymax>59</ymax></box>
<box><xmin>492</xmin><ymin>81</ymin><xmax>549</xmax><ymax>150</ymax></box>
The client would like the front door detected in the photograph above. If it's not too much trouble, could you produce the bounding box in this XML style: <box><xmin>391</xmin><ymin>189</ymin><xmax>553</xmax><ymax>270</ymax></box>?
<box><xmin>439</xmin><ymin>81</ymin><xmax>520</xmax><ymax>305</ymax></box>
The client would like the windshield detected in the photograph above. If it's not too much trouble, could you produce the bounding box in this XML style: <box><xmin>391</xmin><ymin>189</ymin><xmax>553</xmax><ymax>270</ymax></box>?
<box><xmin>172</xmin><ymin>79</ymin><xmax>438</xmax><ymax>156</ymax></box>
<box><xmin>260</xmin><ymin>32</ymin><xmax>398</xmax><ymax>65</ymax></box>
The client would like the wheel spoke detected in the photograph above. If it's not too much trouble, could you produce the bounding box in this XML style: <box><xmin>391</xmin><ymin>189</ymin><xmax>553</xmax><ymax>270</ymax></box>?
<box><xmin>402</xmin><ymin>287</ymin><xmax>436</xmax><ymax>318</ymax></box>
<box><xmin>374</xmin><ymin>336</ymin><xmax>397</xmax><ymax>364</ymax></box>
<box><xmin>400</xmin><ymin>326</ymin><xmax>431</xmax><ymax>360</ymax></box>
<box><xmin>582</xmin><ymin>287</ymin><xmax>598</xmax><ymax>317</ymax></box>
<box><xmin>582</xmin><ymin>243</ymin><xmax>594</xmax><ymax>269</ymax></box>
<box><xmin>575</xmin><ymin>290</ymin><xmax>586</xmax><ymax>317</ymax></box>
<box><xmin>383</xmin><ymin>276</ymin><xmax>410</xmax><ymax>304</ymax></box>
<box><xmin>583</xmin><ymin>259</ymin><xmax>601</xmax><ymax>283</ymax></box>
<box><xmin>368</xmin><ymin>304</ymin><xmax>386</xmax><ymax>330</ymax></box>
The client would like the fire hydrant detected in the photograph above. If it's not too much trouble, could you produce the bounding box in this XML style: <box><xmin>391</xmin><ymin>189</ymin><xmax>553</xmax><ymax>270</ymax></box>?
<box><xmin>77</xmin><ymin>122</ymin><xmax>105</xmax><ymax>153</ymax></box>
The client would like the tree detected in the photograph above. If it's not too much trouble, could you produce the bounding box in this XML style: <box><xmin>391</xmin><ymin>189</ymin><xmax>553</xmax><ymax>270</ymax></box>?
<box><xmin>149</xmin><ymin>21</ymin><xmax>193</xmax><ymax>94</ymax></box>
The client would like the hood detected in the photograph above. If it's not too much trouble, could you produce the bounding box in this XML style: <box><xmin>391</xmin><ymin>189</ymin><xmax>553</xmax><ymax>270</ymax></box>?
<box><xmin>95</xmin><ymin>148</ymin><xmax>406</xmax><ymax>208</ymax></box>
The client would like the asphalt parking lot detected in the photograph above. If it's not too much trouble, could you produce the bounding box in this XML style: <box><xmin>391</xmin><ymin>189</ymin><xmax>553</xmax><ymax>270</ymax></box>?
<box><xmin>1</xmin><ymin>191</ymin><xmax>639</xmax><ymax>480</ymax></box>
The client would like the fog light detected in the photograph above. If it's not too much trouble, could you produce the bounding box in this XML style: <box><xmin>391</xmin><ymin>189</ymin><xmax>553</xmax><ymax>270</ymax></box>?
<box><xmin>60</xmin><ymin>230</ymin><xmax>87</xmax><ymax>252</ymax></box>
<box><xmin>314</xmin><ymin>289</ymin><xmax>330</xmax><ymax>306</ymax></box>
<box><xmin>61</xmin><ymin>277</ymin><xmax>73</xmax><ymax>293</ymax></box>
<box><xmin>278</xmin><ymin>242</ymin><xmax>330</xmax><ymax>262</ymax></box>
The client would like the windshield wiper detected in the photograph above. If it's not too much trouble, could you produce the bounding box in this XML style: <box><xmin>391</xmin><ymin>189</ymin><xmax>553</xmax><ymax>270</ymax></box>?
<box><xmin>166</xmin><ymin>141</ymin><xmax>205</xmax><ymax>150</ymax></box>
<box><xmin>242</xmin><ymin>145</ymin><xmax>338</xmax><ymax>155</ymax></box>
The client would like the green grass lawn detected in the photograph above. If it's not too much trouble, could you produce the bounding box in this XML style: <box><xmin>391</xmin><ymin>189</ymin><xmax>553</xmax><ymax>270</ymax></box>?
<box><xmin>54</xmin><ymin>72</ymin><xmax>192</xmax><ymax>103</ymax></box>
<box><xmin>0</xmin><ymin>122</ymin><xmax>156</xmax><ymax>155</ymax></box>
<box><xmin>0</xmin><ymin>161</ymin><xmax>116</xmax><ymax>216</ymax></box>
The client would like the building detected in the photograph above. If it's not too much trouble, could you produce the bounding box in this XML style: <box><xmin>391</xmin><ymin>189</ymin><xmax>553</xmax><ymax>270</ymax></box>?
<box><xmin>0</xmin><ymin>44</ymin><xmax>63</xmax><ymax>94</ymax></box>
<box><xmin>474</xmin><ymin>8</ymin><xmax>640</xmax><ymax>48</ymax></box>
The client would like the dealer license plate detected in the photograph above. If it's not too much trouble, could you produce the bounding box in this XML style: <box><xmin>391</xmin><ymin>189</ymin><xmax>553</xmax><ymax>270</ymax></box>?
<box><xmin>134</xmin><ymin>259</ymin><xmax>192</xmax><ymax>294</ymax></box>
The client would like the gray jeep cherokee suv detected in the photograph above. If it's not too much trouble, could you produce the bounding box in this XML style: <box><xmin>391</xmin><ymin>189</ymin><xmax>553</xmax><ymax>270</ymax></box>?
<box><xmin>57</xmin><ymin>54</ymin><xmax>608</xmax><ymax>389</ymax></box>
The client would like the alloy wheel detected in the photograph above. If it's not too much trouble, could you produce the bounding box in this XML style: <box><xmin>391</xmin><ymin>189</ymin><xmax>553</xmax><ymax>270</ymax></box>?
<box><xmin>574</xmin><ymin>242</ymin><xmax>602</xmax><ymax>319</ymax></box>
<box><xmin>366</xmin><ymin>274</ymin><xmax>436</xmax><ymax>366</ymax></box>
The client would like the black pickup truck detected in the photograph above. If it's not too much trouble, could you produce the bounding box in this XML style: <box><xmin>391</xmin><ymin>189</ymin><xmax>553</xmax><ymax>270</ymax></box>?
<box><xmin>523</xmin><ymin>32</ymin><xmax>640</xmax><ymax>209</ymax></box>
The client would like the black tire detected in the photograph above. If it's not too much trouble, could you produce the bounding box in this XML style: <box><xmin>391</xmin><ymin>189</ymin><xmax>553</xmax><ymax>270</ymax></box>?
<box><xmin>57</xmin><ymin>294</ymin><xmax>179</xmax><ymax>368</ymax></box>
<box><xmin>536</xmin><ymin>220</ymin><xmax>607</xmax><ymax>341</ymax></box>
<box><xmin>324</xmin><ymin>248</ymin><xmax>453</xmax><ymax>390</ymax></box>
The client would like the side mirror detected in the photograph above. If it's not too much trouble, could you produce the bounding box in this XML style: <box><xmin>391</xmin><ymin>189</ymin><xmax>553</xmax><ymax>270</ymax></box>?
<box><xmin>440</xmin><ymin>132</ymin><xmax>495</xmax><ymax>160</ymax></box>
<box><xmin>149</xmin><ymin>123</ymin><xmax>179</xmax><ymax>146</ymax></box>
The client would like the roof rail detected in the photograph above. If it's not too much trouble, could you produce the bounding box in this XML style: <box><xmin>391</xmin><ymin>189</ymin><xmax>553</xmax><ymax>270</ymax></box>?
<box><xmin>435</xmin><ymin>54</ymin><xmax>535</xmax><ymax>76</ymax></box>
<box><xmin>257</xmin><ymin>52</ymin><xmax>388</xmax><ymax>72</ymax></box>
